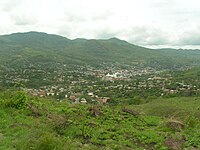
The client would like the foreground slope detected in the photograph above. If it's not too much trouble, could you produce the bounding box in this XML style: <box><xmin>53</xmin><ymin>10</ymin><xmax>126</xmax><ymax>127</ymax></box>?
<box><xmin>0</xmin><ymin>90</ymin><xmax>199</xmax><ymax>149</ymax></box>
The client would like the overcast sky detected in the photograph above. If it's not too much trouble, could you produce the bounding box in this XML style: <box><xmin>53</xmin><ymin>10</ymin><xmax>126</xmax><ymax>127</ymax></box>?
<box><xmin>0</xmin><ymin>0</ymin><xmax>200</xmax><ymax>48</ymax></box>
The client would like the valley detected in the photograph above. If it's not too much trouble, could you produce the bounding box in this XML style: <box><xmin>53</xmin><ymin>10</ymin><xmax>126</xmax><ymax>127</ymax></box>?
<box><xmin>0</xmin><ymin>32</ymin><xmax>200</xmax><ymax>150</ymax></box>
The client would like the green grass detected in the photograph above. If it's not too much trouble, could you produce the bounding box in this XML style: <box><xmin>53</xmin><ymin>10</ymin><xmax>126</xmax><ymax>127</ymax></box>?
<box><xmin>131</xmin><ymin>97</ymin><xmax>200</xmax><ymax>119</ymax></box>
<box><xmin>0</xmin><ymin>91</ymin><xmax>200</xmax><ymax>149</ymax></box>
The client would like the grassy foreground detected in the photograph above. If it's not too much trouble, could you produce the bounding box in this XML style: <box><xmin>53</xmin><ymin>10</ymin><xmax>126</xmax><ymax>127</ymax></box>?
<box><xmin>0</xmin><ymin>90</ymin><xmax>200</xmax><ymax>150</ymax></box>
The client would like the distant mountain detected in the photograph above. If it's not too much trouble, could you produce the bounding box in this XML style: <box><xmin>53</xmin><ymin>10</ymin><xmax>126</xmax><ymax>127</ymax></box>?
<box><xmin>1</xmin><ymin>31</ymin><xmax>200</xmax><ymax>69</ymax></box>
<box><xmin>1</xmin><ymin>31</ymin><xmax>70</xmax><ymax>50</ymax></box>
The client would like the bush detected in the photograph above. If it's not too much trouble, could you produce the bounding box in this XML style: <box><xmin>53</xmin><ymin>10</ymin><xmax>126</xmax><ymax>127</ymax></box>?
<box><xmin>1</xmin><ymin>91</ymin><xmax>27</xmax><ymax>109</ymax></box>
<box><xmin>127</xmin><ymin>97</ymin><xmax>142</xmax><ymax>105</ymax></box>
<box><xmin>22</xmin><ymin>132</ymin><xmax>62</xmax><ymax>150</ymax></box>
<box><xmin>185</xmin><ymin>116</ymin><xmax>199</xmax><ymax>128</ymax></box>
<box><xmin>36</xmin><ymin>133</ymin><xmax>62</xmax><ymax>150</ymax></box>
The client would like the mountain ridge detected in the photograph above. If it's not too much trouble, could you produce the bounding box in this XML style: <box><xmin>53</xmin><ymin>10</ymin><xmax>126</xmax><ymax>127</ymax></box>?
<box><xmin>1</xmin><ymin>31</ymin><xmax>200</xmax><ymax>69</ymax></box>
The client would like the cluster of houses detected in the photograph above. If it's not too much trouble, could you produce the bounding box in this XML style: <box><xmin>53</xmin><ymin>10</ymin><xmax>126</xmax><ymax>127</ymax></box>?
<box><xmin>23</xmin><ymin>70</ymin><xmax>200</xmax><ymax>104</ymax></box>
<box><xmin>25</xmin><ymin>87</ymin><xmax>111</xmax><ymax>104</ymax></box>
<box><xmin>89</xmin><ymin>66</ymin><xmax>158</xmax><ymax>81</ymax></box>
<box><xmin>2</xmin><ymin>62</ymin><xmax>200</xmax><ymax>103</ymax></box>
<box><xmin>69</xmin><ymin>92</ymin><xmax>110</xmax><ymax>104</ymax></box>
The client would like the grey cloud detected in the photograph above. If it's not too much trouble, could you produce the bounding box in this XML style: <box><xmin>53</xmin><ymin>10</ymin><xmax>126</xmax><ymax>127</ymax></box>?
<box><xmin>123</xmin><ymin>26</ymin><xmax>170</xmax><ymax>46</ymax></box>
<box><xmin>0</xmin><ymin>0</ymin><xmax>38</xmax><ymax>26</ymax></box>
<box><xmin>10</xmin><ymin>13</ymin><xmax>38</xmax><ymax>25</ymax></box>
<box><xmin>64</xmin><ymin>9</ymin><xmax>113</xmax><ymax>23</ymax></box>
<box><xmin>64</xmin><ymin>10</ymin><xmax>87</xmax><ymax>22</ymax></box>
<box><xmin>126</xmin><ymin>25</ymin><xmax>200</xmax><ymax>47</ymax></box>
<box><xmin>178</xmin><ymin>27</ymin><xmax>200</xmax><ymax>45</ymax></box>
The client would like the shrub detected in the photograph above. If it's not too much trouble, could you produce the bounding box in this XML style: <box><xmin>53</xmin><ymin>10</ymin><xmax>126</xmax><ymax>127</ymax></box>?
<box><xmin>2</xmin><ymin>91</ymin><xmax>27</xmax><ymax>109</ymax></box>
<box><xmin>36</xmin><ymin>133</ymin><xmax>61</xmax><ymax>150</ymax></box>
<box><xmin>127</xmin><ymin>97</ymin><xmax>142</xmax><ymax>105</ymax></box>
<box><xmin>185</xmin><ymin>116</ymin><xmax>199</xmax><ymax>128</ymax></box>
<box><xmin>23</xmin><ymin>132</ymin><xmax>62</xmax><ymax>150</ymax></box>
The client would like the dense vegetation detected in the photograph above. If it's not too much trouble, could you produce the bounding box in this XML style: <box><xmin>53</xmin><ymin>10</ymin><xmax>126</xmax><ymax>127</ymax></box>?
<box><xmin>1</xmin><ymin>32</ymin><xmax>200</xmax><ymax>69</ymax></box>
<box><xmin>0</xmin><ymin>90</ymin><xmax>199</xmax><ymax>150</ymax></box>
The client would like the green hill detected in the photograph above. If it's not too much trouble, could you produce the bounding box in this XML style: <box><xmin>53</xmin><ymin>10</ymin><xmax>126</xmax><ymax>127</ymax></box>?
<box><xmin>1</xmin><ymin>31</ymin><xmax>200</xmax><ymax>69</ymax></box>
<box><xmin>0</xmin><ymin>90</ymin><xmax>199</xmax><ymax>149</ymax></box>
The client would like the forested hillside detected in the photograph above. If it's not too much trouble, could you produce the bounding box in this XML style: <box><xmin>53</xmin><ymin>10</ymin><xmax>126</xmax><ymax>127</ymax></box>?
<box><xmin>1</xmin><ymin>32</ymin><xmax>200</xmax><ymax>69</ymax></box>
